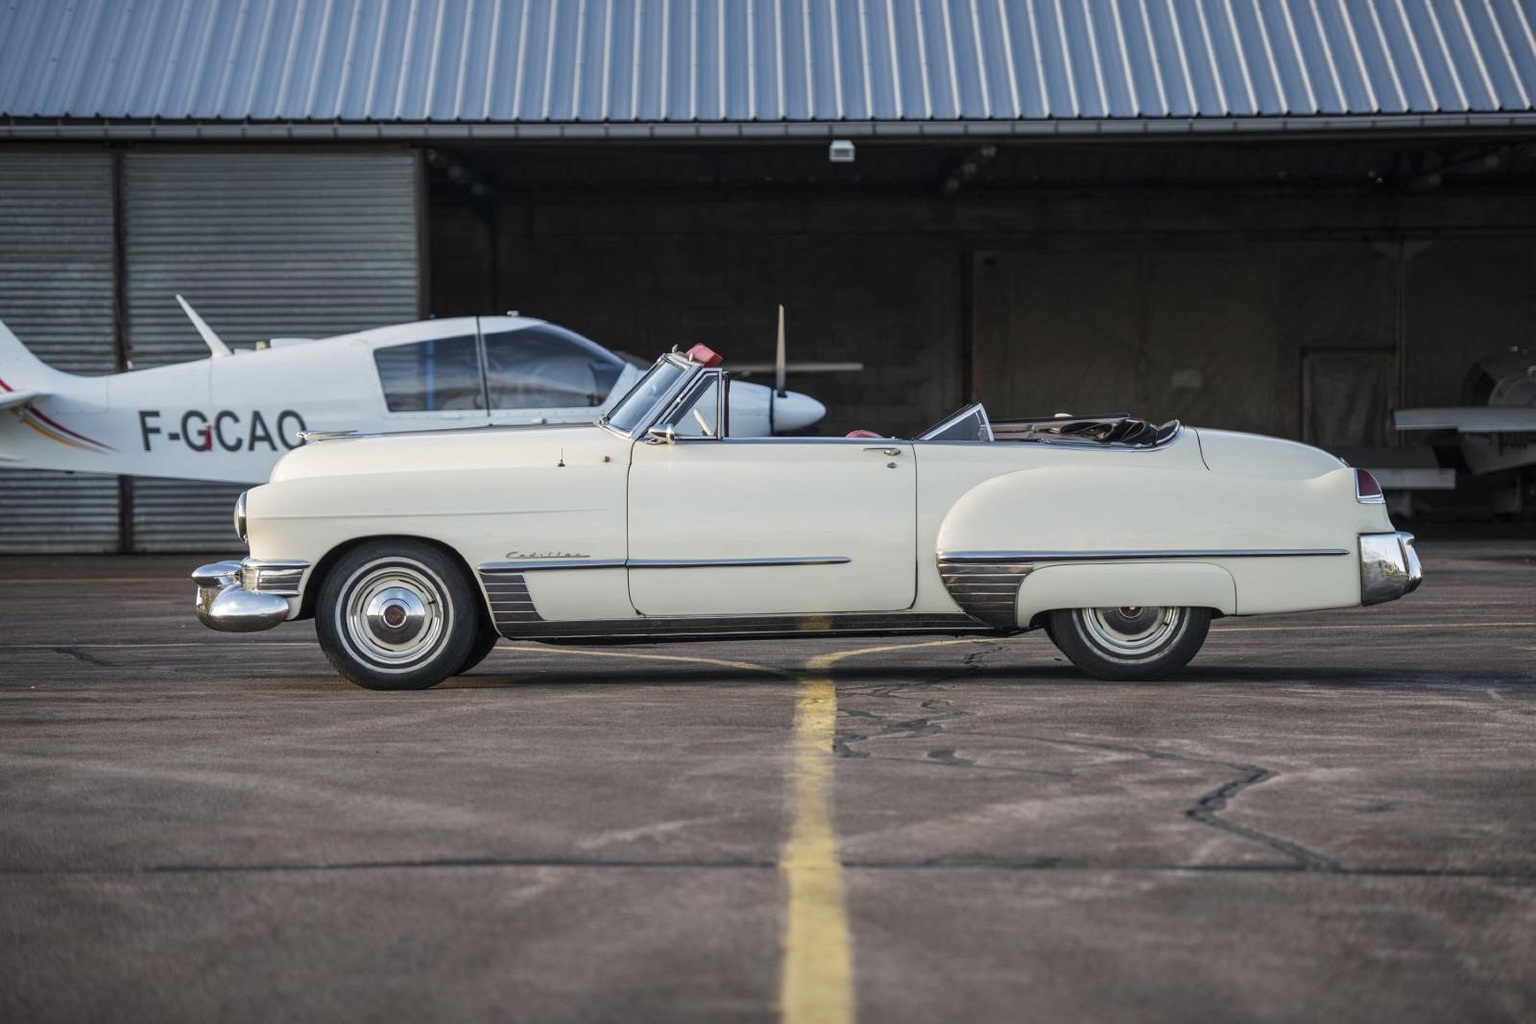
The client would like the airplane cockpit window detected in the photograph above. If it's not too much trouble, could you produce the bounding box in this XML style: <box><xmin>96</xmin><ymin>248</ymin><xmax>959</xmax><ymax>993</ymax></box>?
<box><xmin>483</xmin><ymin>325</ymin><xmax>625</xmax><ymax>409</ymax></box>
<box><xmin>373</xmin><ymin>336</ymin><xmax>485</xmax><ymax>412</ymax></box>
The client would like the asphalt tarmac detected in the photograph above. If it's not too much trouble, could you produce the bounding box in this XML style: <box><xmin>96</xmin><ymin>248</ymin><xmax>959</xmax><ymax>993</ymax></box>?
<box><xmin>1</xmin><ymin>540</ymin><xmax>1533</xmax><ymax>1023</ymax></box>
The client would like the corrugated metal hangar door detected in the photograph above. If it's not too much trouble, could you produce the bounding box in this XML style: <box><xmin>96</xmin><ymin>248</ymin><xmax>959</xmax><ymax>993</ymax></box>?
<box><xmin>0</xmin><ymin>152</ymin><xmax>121</xmax><ymax>553</ymax></box>
<box><xmin>0</xmin><ymin>149</ymin><xmax>422</xmax><ymax>554</ymax></box>
<box><xmin>122</xmin><ymin>151</ymin><xmax>422</xmax><ymax>552</ymax></box>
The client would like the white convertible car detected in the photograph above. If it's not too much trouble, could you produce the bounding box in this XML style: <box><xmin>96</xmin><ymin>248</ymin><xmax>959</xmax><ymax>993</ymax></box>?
<box><xmin>194</xmin><ymin>345</ymin><xmax>1422</xmax><ymax>689</ymax></box>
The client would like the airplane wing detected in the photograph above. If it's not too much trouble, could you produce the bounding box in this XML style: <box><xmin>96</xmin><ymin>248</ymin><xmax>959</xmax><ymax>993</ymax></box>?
<box><xmin>1393</xmin><ymin>407</ymin><xmax>1536</xmax><ymax>433</ymax></box>
<box><xmin>0</xmin><ymin>387</ymin><xmax>46</xmax><ymax>411</ymax></box>
<box><xmin>728</xmin><ymin>362</ymin><xmax>865</xmax><ymax>375</ymax></box>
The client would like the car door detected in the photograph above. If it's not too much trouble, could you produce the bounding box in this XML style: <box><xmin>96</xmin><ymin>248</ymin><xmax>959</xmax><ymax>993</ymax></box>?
<box><xmin>626</xmin><ymin>435</ymin><xmax>918</xmax><ymax>617</ymax></box>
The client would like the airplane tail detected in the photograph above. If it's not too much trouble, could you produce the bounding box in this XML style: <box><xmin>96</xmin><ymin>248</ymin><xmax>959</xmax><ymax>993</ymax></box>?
<box><xmin>0</xmin><ymin>316</ymin><xmax>72</xmax><ymax>391</ymax></box>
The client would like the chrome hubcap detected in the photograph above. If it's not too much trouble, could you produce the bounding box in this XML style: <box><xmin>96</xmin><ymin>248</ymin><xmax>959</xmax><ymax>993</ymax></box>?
<box><xmin>1080</xmin><ymin>606</ymin><xmax>1181</xmax><ymax>656</ymax></box>
<box><xmin>365</xmin><ymin>586</ymin><xmax>427</xmax><ymax>644</ymax></box>
<box><xmin>341</xmin><ymin>562</ymin><xmax>448</xmax><ymax>668</ymax></box>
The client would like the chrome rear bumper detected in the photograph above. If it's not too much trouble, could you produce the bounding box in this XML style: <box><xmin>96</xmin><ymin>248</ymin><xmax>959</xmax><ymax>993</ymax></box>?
<box><xmin>193</xmin><ymin>559</ymin><xmax>300</xmax><ymax>633</ymax></box>
<box><xmin>1359</xmin><ymin>532</ymin><xmax>1423</xmax><ymax>606</ymax></box>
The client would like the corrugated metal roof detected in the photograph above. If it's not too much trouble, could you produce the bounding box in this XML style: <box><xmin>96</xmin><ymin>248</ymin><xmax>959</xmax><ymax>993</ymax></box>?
<box><xmin>3</xmin><ymin>0</ymin><xmax>1535</xmax><ymax>138</ymax></box>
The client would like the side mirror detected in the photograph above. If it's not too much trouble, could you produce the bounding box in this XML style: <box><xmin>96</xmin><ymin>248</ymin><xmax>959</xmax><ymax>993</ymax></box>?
<box><xmin>645</xmin><ymin>425</ymin><xmax>677</xmax><ymax>445</ymax></box>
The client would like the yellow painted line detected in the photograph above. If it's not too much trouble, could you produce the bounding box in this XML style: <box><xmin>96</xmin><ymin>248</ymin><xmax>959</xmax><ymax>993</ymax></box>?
<box><xmin>778</xmin><ymin>639</ymin><xmax>985</xmax><ymax>1024</ymax></box>
<box><xmin>779</xmin><ymin>669</ymin><xmax>853</xmax><ymax>1024</ymax></box>
<box><xmin>500</xmin><ymin>641</ymin><xmax>985</xmax><ymax>1024</ymax></box>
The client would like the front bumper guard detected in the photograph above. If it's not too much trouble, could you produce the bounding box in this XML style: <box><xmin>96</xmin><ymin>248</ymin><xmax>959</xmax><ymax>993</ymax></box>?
<box><xmin>193</xmin><ymin>559</ymin><xmax>302</xmax><ymax>633</ymax></box>
<box><xmin>1360</xmin><ymin>532</ymin><xmax>1423</xmax><ymax>606</ymax></box>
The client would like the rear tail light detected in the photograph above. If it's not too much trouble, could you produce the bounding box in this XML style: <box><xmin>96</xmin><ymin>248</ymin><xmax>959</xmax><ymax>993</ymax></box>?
<box><xmin>1355</xmin><ymin>469</ymin><xmax>1385</xmax><ymax>503</ymax></box>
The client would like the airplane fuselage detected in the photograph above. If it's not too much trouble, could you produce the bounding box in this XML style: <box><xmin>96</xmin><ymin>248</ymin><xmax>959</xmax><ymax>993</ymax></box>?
<box><xmin>0</xmin><ymin>313</ymin><xmax>825</xmax><ymax>484</ymax></box>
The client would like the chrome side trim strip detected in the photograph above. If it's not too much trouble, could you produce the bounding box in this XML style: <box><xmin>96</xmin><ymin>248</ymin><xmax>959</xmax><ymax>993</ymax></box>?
<box><xmin>482</xmin><ymin>559</ymin><xmax>627</xmax><ymax>573</ymax></box>
<box><xmin>480</xmin><ymin>556</ymin><xmax>851</xmax><ymax>574</ymax></box>
<box><xmin>940</xmin><ymin>548</ymin><xmax>1350</xmax><ymax>563</ymax></box>
<box><xmin>628</xmin><ymin>556</ymin><xmax>852</xmax><ymax>569</ymax></box>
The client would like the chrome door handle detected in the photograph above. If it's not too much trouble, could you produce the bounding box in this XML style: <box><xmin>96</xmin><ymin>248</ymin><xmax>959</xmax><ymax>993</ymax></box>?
<box><xmin>863</xmin><ymin>446</ymin><xmax>903</xmax><ymax>457</ymax></box>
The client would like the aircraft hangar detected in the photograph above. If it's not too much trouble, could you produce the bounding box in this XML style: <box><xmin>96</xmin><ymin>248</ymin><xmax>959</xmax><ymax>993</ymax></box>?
<box><xmin>2</xmin><ymin>0</ymin><xmax>1535</xmax><ymax>552</ymax></box>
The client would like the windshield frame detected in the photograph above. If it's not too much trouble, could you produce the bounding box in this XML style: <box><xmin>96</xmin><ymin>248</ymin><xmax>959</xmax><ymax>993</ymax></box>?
<box><xmin>916</xmin><ymin>402</ymin><xmax>995</xmax><ymax>443</ymax></box>
<box><xmin>598</xmin><ymin>353</ymin><xmax>703</xmax><ymax>439</ymax></box>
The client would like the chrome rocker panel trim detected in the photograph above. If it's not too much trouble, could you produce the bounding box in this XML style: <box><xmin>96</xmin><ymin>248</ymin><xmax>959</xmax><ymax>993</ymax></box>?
<box><xmin>477</xmin><ymin>569</ymin><xmax>987</xmax><ymax>641</ymax></box>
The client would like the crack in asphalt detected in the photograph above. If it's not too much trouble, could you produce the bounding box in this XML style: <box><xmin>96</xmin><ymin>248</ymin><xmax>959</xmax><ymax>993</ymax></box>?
<box><xmin>50</xmin><ymin>647</ymin><xmax>114</xmax><ymax>667</ymax></box>
<box><xmin>835</xmin><ymin>677</ymin><xmax>1343</xmax><ymax>871</ymax></box>
<box><xmin>1016</xmin><ymin>733</ymin><xmax>1346</xmax><ymax>872</ymax></box>
<box><xmin>834</xmin><ymin>682</ymin><xmax>973</xmax><ymax>763</ymax></box>
<box><xmin>1185</xmin><ymin>765</ymin><xmax>1343</xmax><ymax>872</ymax></box>
<box><xmin>835</xmin><ymin>682</ymin><xmax>1087</xmax><ymax>778</ymax></box>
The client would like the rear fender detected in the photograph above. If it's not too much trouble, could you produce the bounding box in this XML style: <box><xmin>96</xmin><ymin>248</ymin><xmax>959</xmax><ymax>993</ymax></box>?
<box><xmin>1017</xmin><ymin>561</ymin><xmax>1237</xmax><ymax>627</ymax></box>
<box><xmin>934</xmin><ymin>460</ymin><xmax>1374</xmax><ymax>625</ymax></box>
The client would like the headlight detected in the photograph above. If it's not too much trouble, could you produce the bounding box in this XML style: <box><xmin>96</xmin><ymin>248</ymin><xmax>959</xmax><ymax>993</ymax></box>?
<box><xmin>234</xmin><ymin>491</ymin><xmax>249</xmax><ymax>542</ymax></box>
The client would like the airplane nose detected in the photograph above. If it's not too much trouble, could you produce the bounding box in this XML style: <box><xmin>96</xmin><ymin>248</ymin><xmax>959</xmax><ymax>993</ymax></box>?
<box><xmin>772</xmin><ymin>391</ymin><xmax>826</xmax><ymax>432</ymax></box>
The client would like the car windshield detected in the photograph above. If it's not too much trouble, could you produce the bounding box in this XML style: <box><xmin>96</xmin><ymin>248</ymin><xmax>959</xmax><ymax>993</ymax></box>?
<box><xmin>602</xmin><ymin>359</ymin><xmax>692</xmax><ymax>434</ymax></box>
<box><xmin>918</xmin><ymin>403</ymin><xmax>994</xmax><ymax>442</ymax></box>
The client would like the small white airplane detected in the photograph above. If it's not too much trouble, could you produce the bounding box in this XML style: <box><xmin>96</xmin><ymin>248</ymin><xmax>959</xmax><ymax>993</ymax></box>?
<box><xmin>0</xmin><ymin>297</ymin><xmax>827</xmax><ymax>485</ymax></box>
<box><xmin>1393</xmin><ymin>348</ymin><xmax>1536</xmax><ymax>475</ymax></box>
<box><xmin>1391</xmin><ymin>348</ymin><xmax>1536</xmax><ymax>513</ymax></box>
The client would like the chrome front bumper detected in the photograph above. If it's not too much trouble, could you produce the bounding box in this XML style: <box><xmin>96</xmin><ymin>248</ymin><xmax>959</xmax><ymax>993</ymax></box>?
<box><xmin>1359</xmin><ymin>532</ymin><xmax>1423</xmax><ymax>606</ymax></box>
<box><xmin>193</xmin><ymin>559</ymin><xmax>306</xmax><ymax>633</ymax></box>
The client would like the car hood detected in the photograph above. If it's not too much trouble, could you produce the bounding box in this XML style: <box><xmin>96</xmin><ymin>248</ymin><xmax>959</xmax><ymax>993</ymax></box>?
<box><xmin>267</xmin><ymin>421</ymin><xmax>614</xmax><ymax>483</ymax></box>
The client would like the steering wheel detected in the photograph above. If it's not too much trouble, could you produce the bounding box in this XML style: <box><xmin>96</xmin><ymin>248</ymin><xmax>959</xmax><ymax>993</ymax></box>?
<box><xmin>692</xmin><ymin>408</ymin><xmax>715</xmax><ymax>437</ymax></box>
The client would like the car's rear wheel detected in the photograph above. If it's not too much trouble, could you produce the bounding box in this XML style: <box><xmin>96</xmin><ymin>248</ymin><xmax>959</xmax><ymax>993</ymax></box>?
<box><xmin>1046</xmin><ymin>606</ymin><xmax>1211</xmax><ymax>680</ymax></box>
<box><xmin>315</xmin><ymin>541</ymin><xmax>481</xmax><ymax>690</ymax></box>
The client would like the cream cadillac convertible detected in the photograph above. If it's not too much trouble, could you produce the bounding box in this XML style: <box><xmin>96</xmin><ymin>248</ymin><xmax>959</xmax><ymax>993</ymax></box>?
<box><xmin>194</xmin><ymin>345</ymin><xmax>1421</xmax><ymax>689</ymax></box>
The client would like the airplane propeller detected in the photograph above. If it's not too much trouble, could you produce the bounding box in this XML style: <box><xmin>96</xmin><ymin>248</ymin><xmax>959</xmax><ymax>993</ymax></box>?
<box><xmin>771</xmin><ymin>304</ymin><xmax>787</xmax><ymax>433</ymax></box>
<box><xmin>775</xmin><ymin>304</ymin><xmax>788</xmax><ymax>398</ymax></box>
<box><xmin>729</xmin><ymin>305</ymin><xmax>862</xmax><ymax>435</ymax></box>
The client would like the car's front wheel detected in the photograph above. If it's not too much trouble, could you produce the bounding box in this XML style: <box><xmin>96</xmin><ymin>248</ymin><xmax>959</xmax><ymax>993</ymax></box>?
<box><xmin>1046</xmin><ymin>606</ymin><xmax>1211</xmax><ymax>680</ymax></box>
<box><xmin>315</xmin><ymin>541</ymin><xmax>482</xmax><ymax>690</ymax></box>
